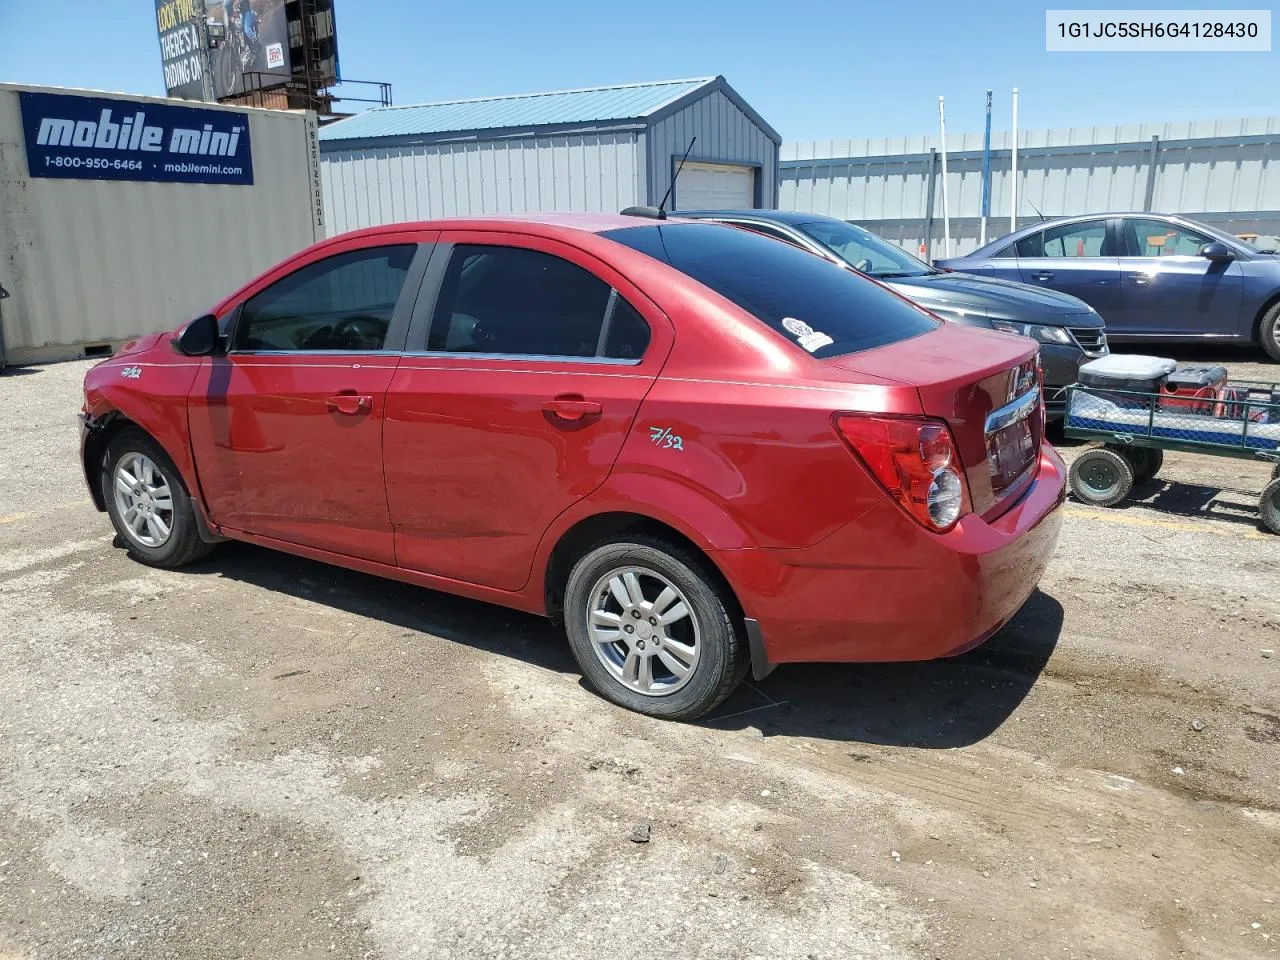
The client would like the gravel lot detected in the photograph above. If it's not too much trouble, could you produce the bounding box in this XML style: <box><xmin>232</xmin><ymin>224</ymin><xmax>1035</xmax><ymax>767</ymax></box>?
<box><xmin>2</xmin><ymin>350</ymin><xmax>1278</xmax><ymax>960</ymax></box>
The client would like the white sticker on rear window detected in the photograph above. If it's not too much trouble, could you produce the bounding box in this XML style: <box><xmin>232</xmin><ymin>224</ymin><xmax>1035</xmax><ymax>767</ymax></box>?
<box><xmin>798</xmin><ymin>332</ymin><xmax>834</xmax><ymax>352</ymax></box>
<box><xmin>782</xmin><ymin>316</ymin><xmax>833</xmax><ymax>353</ymax></box>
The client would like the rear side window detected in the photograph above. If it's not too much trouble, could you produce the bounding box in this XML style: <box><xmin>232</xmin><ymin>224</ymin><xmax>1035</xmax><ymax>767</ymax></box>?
<box><xmin>1017</xmin><ymin>221</ymin><xmax>1107</xmax><ymax>259</ymax></box>
<box><xmin>602</xmin><ymin>223</ymin><xmax>937</xmax><ymax>359</ymax></box>
<box><xmin>428</xmin><ymin>245</ymin><xmax>649</xmax><ymax>360</ymax></box>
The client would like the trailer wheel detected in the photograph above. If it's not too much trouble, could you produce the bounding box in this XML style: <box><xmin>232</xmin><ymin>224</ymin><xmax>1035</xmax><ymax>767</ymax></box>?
<box><xmin>1261</xmin><ymin>478</ymin><xmax>1280</xmax><ymax>535</ymax></box>
<box><xmin>1070</xmin><ymin>448</ymin><xmax>1134</xmax><ymax>508</ymax></box>
<box><xmin>1113</xmin><ymin>445</ymin><xmax>1163</xmax><ymax>485</ymax></box>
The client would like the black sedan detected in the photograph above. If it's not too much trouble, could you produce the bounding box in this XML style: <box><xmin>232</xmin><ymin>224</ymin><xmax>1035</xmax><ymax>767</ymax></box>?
<box><xmin>679</xmin><ymin>210</ymin><xmax>1108</xmax><ymax>416</ymax></box>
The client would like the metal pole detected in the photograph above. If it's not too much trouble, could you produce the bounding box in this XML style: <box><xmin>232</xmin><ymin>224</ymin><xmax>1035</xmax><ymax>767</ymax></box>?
<box><xmin>938</xmin><ymin>96</ymin><xmax>951</xmax><ymax>259</ymax></box>
<box><xmin>980</xmin><ymin>90</ymin><xmax>992</xmax><ymax>246</ymax></box>
<box><xmin>923</xmin><ymin>148</ymin><xmax>938</xmax><ymax>262</ymax></box>
<box><xmin>1143</xmin><ymin>135</ymin><xmax>1161</xmax><ymax>212</ymax></box>
<box><xmin>1010</xmin><ymin>87</ymin><xmax>1019</xmax><ymax>233</ymax></box>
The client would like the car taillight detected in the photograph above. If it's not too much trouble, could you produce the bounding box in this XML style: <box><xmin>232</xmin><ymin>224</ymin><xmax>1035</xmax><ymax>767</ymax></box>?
<box><xmin>834</xmin><ymin>414</ymin><xmax>971</xmax><ymax>532</ymax></box>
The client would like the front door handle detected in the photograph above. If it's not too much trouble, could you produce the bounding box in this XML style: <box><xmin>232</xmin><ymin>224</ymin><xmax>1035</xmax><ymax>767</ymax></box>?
<box><xmin>1133</xmin><ymin>273</ymin><xmax>1152</xmax><ymax>285</ymax></box>
<box><xmin>326</xmin><ymin>393</ymin><xmax>373</xmax><ymax>415</ymax></box>
<box><xmin>543</xmin><ymin>395</ymin><xmax>602</xmax><ymax>422</ymax></box>
<box><xmin>1031</xmin><ymin>271</ymin><xmax>1055</xmax><ymax>281</ymax></box>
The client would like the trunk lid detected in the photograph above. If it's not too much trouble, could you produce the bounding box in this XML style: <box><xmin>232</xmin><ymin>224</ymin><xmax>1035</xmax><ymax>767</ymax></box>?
<box><xmin>825</xmin><ymin>324</ymin><xmax>1043</xmax><ymax>516</ymax></box>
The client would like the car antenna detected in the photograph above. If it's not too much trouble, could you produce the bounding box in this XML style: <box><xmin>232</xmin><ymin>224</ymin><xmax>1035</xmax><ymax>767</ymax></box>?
<box><xmin>657</xmin><ymin>136</ymin><xmax>696</xmax><ymax>217</ymax></box>
<box><xmin>1025</xmin><ymin>196</ymin><xmax>1046</xmax><ymax>222</ymax></box>
<box><xmin>620</xmin><ymin>136</ymin><xmax>696</xmax><ymax>220</ymax></box>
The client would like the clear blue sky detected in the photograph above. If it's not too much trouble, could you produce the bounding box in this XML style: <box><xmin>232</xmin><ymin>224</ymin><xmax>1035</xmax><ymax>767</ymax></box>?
<box><xmin>2</xmin><ymin>0</ymin><xmax>1277</xmax><ymax>140</ymax></box>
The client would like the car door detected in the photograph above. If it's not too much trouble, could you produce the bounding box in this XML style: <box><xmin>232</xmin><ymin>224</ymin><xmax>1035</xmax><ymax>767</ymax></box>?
<box><xmin>383</xmin><ymin>232</ymin><xmax>673</xmax><ymax>591</ymax></box>
<box><xmin>1111</xmin><ymin>217</ymin><xmax>1245</xmax><ymax>337</ymax></box>
<box><xmin>187</xmin><ymin>234</ymin><xmax>436</xmax><ymax>564</ymax></box>
<box><xmin>1013</xmin><ymin>218</ymin><xmax>1124</xmax><ymax>324</ymax></box>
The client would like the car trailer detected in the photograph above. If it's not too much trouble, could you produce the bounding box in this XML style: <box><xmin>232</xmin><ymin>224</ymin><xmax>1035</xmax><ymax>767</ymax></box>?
<box><xmin>1064</xmin><ymin>369</ymin><xmax>1280</xmax><ymax>534</ymax></box>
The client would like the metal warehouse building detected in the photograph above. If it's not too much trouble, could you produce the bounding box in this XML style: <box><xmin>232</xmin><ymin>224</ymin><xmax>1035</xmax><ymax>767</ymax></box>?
<box><xmin>781</xmin><ymin>115</ymin><xmax>1280</xmax><ymax>258</ymax></box>
<box><xmin>319</xmin><ymin>76</ymin><xmax>780</xmax><ymax>235</ymax></box>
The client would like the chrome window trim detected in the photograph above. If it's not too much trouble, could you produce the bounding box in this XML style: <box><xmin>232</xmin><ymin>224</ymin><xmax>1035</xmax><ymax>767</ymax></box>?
<box><xmin>400</xmin><ymin>351</ymin><xmax>643</xmax><ymax>366</ymax></box>
<box><xmin>985</xmin><ymin>388</ymin><xmax>1040</xmax><ymax>435</ymax></box>
<box><xmin>227</xmin><ymin>349</ymin><xmax>403</xmax><ymax>357</ymax></box>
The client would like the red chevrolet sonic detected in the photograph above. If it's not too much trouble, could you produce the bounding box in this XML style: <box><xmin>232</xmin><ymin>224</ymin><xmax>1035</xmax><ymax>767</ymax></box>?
<box><xmin>81</xmin><ymin>213</ymin><xmax>1065</xmax><ymax>719</ymax></box>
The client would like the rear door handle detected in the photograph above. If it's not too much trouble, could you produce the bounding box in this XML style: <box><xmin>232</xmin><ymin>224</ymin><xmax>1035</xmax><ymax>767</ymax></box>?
<box><xmin>543</xmin><ymin>395</ymin><xmax>602</xmax><ymax>422</ymax></box>
<box><xmin>326</xmin><ymin>393</ymin><xmax>373</xmax><ymax>415</ymax></box>
<box><xmin>1133</xmin><ymin>273</ymin><xmax>1152</xmax><ymax>285</ymax></box>
<box><xmin>1031</xmin><ymin>272</ymin><xmax>1055</xmax><ymax>281</ymax></box>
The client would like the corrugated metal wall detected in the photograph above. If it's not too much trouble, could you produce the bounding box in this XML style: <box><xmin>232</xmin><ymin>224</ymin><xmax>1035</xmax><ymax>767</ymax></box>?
<box><xmin>646</xmin><ymin>89</ymin><xmax>778</xmax><ymax>208</ymax></box>
<box><xmin>321</xmin><ymin>132</ymin><xmax>642</xmax><ymax>235</ymax></box>
<box><xmin>781</xmin><ymin>116</ymin><xmax>1280</xmax><ymax>256</ymax></box>
<box><xmin>0</xmin><ymin>84</ymin><xmax>324</xmax><ymax>364</ymax></box>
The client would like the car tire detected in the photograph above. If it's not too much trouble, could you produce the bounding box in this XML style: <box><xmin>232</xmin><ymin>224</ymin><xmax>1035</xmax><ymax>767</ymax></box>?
<box><xmin>1260</xmin><ymin>478</ymin><xmax>1280</xmax><ymax>535</ymax></box>
<box><xmin>102</xmin><ymin>428</ymin><xmax>215</xmax><ymax>569</ymax></box>
<box><xmin>1069</xmin><ymin>447</ymin><xmax>1135</xmax><ymax>508</ymax></box>
<box><xmin>1114</xmin><ymin>445</ymin><xmax>1163</xmax><ymax>485</ymax></box>
<box><xmin>563</xmin><ymin>536</ymin><xmax>747</xmax><ymax>721</ymax></box>
<box><xmin>1260</xmin><ymin>302</ymin><xmax>1280</xmax><ymax>362</ymax></box>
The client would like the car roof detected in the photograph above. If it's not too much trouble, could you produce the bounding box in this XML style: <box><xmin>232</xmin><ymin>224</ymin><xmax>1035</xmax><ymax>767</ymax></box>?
<box><xmin>327</xmin><ymin>211</ymin><xmax>704</xmax><ymax>243</ymax></box>
<box><xmin>677</xmin><ymin>209</ymin><xmax>845</xmax><ymax>227</ymax></box>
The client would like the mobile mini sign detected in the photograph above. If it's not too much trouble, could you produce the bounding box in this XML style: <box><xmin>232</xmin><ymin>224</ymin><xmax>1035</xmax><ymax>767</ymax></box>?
<box><xmin>19</xmin><ymin>92</ymin><xmax>254</xmax><ymax>186</ymax></box>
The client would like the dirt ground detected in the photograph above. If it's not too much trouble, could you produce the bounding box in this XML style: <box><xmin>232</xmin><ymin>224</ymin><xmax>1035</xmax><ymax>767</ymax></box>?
<box><xmin>1</xmin><ymin>349</ymin><xmax>1278</xmax><ymax>960</ymax></box>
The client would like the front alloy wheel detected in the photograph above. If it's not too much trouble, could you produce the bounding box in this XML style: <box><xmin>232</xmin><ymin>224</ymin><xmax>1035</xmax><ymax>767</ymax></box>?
<box><xmin>102</xmin><ymin>428</ymin><xmax>215</xmax><ymax>569</ymax></box>
<box><xmin>113</xmin><ymin>451</ymin><xmax>175</xmax><ymax>548</ymax></box>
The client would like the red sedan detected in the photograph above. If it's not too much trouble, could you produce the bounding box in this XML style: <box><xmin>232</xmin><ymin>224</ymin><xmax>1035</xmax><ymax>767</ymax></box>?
<box><xmin>81</xmin><ymin>213</ymin><xmax>1065</xmax><ymax>720</ymax></box>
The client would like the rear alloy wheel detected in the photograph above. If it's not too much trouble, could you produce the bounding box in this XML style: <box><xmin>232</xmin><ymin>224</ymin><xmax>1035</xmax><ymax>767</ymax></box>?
<box><xmin>1260</xmin><ymin>477</ymin><xmax>1280</xmax><ymax>535</ymax></box>
<box><xmin>1260</xmin><ymin>302</ymin><xmax>1280</xmax><ymax>362</ymax></box>
<box><xmin>1114</xmin><ymin>445</ymin><xmax>1163</xmax><ymax>485</ymax></box>
<box><xmin>563</xmin><ymin>537</ymin><xmax>746</xmax><ymax>720</ymax></box>
<box><xmin>102</xmin><ymin>429</ymin><xmax>214</xmax><ymax>568</ymax></box>
<box><xmin>1069</xmin><ymin>447</ymin><xmax>1135</xmax><ymax>508</ymax></box>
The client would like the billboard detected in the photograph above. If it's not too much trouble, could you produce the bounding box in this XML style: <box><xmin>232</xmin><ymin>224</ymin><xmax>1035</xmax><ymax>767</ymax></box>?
<box><xmin>156</xmin><ymin>0</ymin><xmax>207</xmax><ymax>100</ymax></box>
<box><xmin>20</xmin><ymin>91</ymin><xmax>254</xmax><ymax>186</ymax></box>
<box><xmin>207</xmin><ymin>0</ymin><xmax>291</xmax><ymax>100</ymax></box>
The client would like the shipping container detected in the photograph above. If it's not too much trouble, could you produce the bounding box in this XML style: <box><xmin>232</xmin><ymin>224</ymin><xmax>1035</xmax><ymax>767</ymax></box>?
<box><xmin>0</xmin><ymin>83</ymin><xmax>324</xmax><ymax>366</ymax></box>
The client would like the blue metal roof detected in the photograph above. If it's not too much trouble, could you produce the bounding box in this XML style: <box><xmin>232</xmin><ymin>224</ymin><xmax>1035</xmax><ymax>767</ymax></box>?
<box><xmin>319</xmin><ymin>77</ymin><xmax>716</xmax><ymax>143</ymax></box>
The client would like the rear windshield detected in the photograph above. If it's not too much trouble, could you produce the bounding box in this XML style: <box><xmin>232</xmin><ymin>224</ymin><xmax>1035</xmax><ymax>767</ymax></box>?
<box><xmin>601</xmin><ymin>222</ymin><xmax>938</xmax><ymax>359</ymax></box>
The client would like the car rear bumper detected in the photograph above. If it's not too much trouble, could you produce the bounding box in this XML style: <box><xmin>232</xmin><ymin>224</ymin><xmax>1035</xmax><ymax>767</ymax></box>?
<box><xmin>714</xmin><ymin>444</ymin><xmax>1067</xmax><ymax>665</ymax></box>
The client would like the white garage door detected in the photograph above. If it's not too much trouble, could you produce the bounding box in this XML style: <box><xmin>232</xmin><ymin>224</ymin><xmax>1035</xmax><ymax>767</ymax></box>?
<box><xmin>673</xmin><ymin>161</ymin><xmax>755</xmax><ymax>210</ymax></box>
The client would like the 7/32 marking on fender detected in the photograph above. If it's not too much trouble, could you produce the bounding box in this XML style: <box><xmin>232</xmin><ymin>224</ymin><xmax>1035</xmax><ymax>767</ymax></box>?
<box><xmin>648</xmin><ymin>426</ymin><xmax>684</xmax><ymax>451</ymax></box>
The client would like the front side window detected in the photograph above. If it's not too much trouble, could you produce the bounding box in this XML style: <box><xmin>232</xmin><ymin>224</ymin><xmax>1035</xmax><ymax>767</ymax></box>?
<box><xmin>1123</xmin><ymin>218</ymin><xmax>1212</xmax><ymax>257</ymax></box>
<box><xmin>234</xmin><ymin>245</ymin><xmax>415</xmax><ymax>351</ymax></box>
<box><xmin>602</xmin><ymin>222</ymin><xmax>938</xmax><ymax>359</ymax></box>
<box><xmin>798</xmin><ymin>220</ymin><xmax>935</xmax><ymax>278</ymax></box>
<box><xmin>427</xmin><ymin>245</ymin><xmax>649</xmax><ymax>360</ymax></box>
<box><xmin>1017</xmin><ymin>221</ymin><xmax>1107</xmax><ymax>259</ymax></box>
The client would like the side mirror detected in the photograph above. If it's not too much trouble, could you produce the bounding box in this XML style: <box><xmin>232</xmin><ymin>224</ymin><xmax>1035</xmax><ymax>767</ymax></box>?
<box><xmin>1199</xmin><ymin>241</ymin><xmax>1235</xmax><ymax>261</ymax></box>
<box><xmin>174</xmin><ymin>314</ymin><xmax>220</xmax><ymax>356</ymax></box>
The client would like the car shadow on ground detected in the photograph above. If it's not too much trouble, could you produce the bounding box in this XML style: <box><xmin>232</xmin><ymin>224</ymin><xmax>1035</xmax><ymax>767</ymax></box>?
<box><xmin>0</xmin><ymin>364</ymin><xmax>44</xmax><ymax>378</ymax></box>
<box><xmin>167</xmin><ymin>539</ymin><xmax>580</xmax><ymax>675</ymax></box>
<box><xmin>169</xmin><ymin>539</ymin><xmax>1063</xmax><ymax>750</ymax></box>
<box><xmin>699</xmin><ymin>589</ymin><xmax>1064</xmax><ymax>748</ymax></box>
<box><xmin>1118</xmin><ymin>477</ymin><xmax>1268</xmax><ymax>528</ymax></box>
